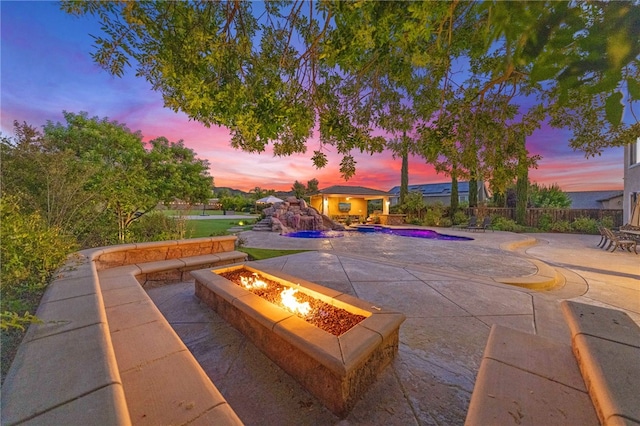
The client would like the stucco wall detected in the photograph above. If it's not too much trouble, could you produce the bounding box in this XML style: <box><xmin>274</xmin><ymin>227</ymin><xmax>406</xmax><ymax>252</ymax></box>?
<box><xmin>624</xmin><ymin>142</ymin><xmax>640</xmax><ymax>223</ymax></box>
<box><xmin>326</xmin><ymin>197</ymin><xmax>367</xmax><ymax>218</ymax></box>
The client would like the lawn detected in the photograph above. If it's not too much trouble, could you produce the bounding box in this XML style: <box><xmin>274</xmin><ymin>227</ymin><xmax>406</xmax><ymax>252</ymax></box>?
<box><xmin>185</xmin><ymin>218</ymin><xmax>255</xmax><ymax>237</ymax></box>
<box><xmin>239</xmin><ymin>247</ymin><xmax>309</xmax><ymax>260</ymax></box>
<box><xmin>163</xmin><ymin>209</ymin><xmax>225</xmax><ymax>216</ymax></box>
<box><xmin>162</xmin><ymin>209</ymin><xmax>258</xmax><ymax>217</ymax></box>
<box><xmin>183</xmin><ymin>218</ymin><xmax>309</xmax><ymax>260</ymax></box>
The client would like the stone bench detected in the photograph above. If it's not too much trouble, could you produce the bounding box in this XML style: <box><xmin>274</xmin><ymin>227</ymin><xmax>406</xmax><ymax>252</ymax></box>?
<box><xmin>465</xmin><ymin>300</ymin><xmax>640</xmax><ymax>425</ymax></box>
<box><xmin>1</xmin><ymin>237</ymin><xmax>247</xmax><ymax>426</ymax></box>
<box><xmin>562</xmin><ymin>301</ymin><xmax>640</xmax><ymax>425</ymax></box>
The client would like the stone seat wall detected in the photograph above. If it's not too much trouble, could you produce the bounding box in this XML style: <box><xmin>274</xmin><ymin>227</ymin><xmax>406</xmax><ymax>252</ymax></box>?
<box><xmin>1</xmin><ymin>236</ymin><xmax>247</xmax><ymax>426</ymax></box>
<box><xmin>465</xmin><ymin>300</ymin><xmax>640</xmax><ymax>425</ymax></box>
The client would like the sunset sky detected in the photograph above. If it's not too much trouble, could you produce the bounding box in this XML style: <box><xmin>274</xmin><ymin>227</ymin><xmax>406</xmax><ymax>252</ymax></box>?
<box><xmin>1</xmin><ymin>2</ymin><xmax>627</xmax><ymax>193</ymax></box>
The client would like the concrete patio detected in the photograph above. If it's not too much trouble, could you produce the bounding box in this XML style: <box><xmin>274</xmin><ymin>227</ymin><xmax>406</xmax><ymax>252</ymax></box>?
<box><xmin>147</xmin><ymin>229</ymin><xmax>639</xmax><ymax>425</ymax></box>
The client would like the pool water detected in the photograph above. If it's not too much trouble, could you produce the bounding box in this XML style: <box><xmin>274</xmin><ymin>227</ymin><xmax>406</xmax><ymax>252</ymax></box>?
<box><xmin>282</xmin><ymin>230</ymin><xmax>345</xmax><ymax>238</ymax></box>
<box><xmin>282</xmin><ymin>226</ymin><xmax>473</xmax><ymax>241</ymax></box>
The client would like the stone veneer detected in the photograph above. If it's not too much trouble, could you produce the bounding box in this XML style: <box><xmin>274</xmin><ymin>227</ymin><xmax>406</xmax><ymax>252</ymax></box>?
<box><xmin>192</xmin><ymin>264</ymin><xmax>406</xmax><ymax>418</ymax></box>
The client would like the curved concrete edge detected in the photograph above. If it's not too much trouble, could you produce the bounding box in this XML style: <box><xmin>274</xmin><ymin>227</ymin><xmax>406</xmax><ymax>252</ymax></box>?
<box><xmin>1</xmin><ymin>237</ymin><xmax>245</xmax><ymax>426</ymax></box>
<box><xmin>494</xmin><ymin>235</ymin><xmax>564</xmax><ymax>290</ymax></box>
<box><xmin>498</xmin><ymin>236</ymin><xmax>539</xmax><ymax>252</ymax></box>
<box><xmin>493</xmin><ymin>258</ymin><xmax>563</xmax><ymax>290</ymax></box>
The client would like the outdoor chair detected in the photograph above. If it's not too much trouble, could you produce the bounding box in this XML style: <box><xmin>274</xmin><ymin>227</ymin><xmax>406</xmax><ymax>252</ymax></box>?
<box><xmin>603</xmin><ymin>228</ymin><xmax>637</xmax><ymax>254</ymax></box>
<box><xmin>597</xmin><ymin>226</ymin><xmax>610</xmax><ymax>248</ymax></box>
<box><xmin>467</xmin><ymin>216</ymin><xmax>491</xmax><ymax>232</ymax></box>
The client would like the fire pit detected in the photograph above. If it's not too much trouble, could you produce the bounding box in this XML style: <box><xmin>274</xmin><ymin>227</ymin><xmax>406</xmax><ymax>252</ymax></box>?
<box><xmin>218</xmin><ymin>268</ymin><xmax>366</xmax><ymax>336</ymax></box>
<box><xmin>192</xmin><ymin>264</ymin><xmax>405</xmax><ymax>418</ymax></box>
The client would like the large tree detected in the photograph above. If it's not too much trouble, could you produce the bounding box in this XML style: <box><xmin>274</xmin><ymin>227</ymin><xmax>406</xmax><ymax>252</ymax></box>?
<box><xmin>62</xmin><ymin>1</ymin><xmax>639</xmax><ymax>180</ymax></box>
<box><xmin>3</xmin><ymin>112</ymin><xmax>212</xmax><ymax>245</ymax></box>
<box><xmin>1</xmin><ymin>121</ymin><xmax>105</xmax><ymax>242</ymax></box>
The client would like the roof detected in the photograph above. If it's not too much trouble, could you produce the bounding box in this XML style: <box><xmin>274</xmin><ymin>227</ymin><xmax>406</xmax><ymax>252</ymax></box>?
<box><xmin>388</xmin><ymin>182</ymin><xmax>472</xmax><ymax>196</ymax></box>
<box><xmin>313</xmin><ymin>185</ymin><xmax>390</xmax><ymax>196</ymax></box>
<box><xmin>566</xmin><ymin>191</ymin><xmax>623</xmax><ymax>209</ymax></box>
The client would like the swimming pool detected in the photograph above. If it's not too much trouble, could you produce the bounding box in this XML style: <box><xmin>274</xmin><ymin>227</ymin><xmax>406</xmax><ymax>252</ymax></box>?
<box><xmin>282</xmin><ymin>230</ymin><xmax>345</xmax><ymax>238</ymax></box>
<box><xmin>282</xmin><ymin>226</ymin><xmax>473</xmax><ymax>241</ymax></box>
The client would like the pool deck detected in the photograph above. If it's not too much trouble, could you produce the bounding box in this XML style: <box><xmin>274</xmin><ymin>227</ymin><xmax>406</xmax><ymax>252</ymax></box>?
<box><xmin>148</xmin><ymin>228</ymin><xmax>639</xmax><ymax>425</ymax></box>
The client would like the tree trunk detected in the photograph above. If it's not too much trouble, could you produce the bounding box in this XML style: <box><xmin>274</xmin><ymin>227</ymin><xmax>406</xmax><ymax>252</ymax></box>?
<box><xmin>450</xmin><ymin>172</ymin><xmax>459</xmax><ymax>217</ymax></box>
<box><xmin>468</xmin><ymin>177</ymin><xmax>478</xmax><ymax>208</ymax></box>
<box><xmin>516</xmin><ymin>136</ymin><xmax>528</xmax><ymax>226</ymax></box>
<box><xmin>400</xmin><ymin>132</ymin><xmax>409</xmax><ymax>206</ymax></box>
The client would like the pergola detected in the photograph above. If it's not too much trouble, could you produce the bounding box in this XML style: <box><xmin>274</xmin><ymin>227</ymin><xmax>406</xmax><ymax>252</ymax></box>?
<box><xmin>309</xmin><ymin>185</ymin><xmax>391</xmax><ymax>223</ymax></box>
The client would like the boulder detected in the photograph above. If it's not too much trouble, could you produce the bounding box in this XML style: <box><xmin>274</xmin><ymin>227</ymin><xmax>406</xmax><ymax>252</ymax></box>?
<box><xmin>260</xmin><ymin>197</ymin><xmax>340</xmax><ymax>233</ymax></box>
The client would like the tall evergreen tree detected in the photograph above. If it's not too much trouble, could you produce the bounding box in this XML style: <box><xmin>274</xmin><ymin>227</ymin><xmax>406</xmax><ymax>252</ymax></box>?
<box><xmin>515</xmin><ymin>135</ymin><xmax>529</xmax><ymax>226</ymax></box>
<box><xmin>400</xmin><ymin>132</ymin><xmax>409</xmax><ymax>206</ymax></box>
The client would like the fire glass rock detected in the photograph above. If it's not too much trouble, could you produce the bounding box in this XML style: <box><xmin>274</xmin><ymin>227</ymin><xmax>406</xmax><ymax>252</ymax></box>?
<box><xmin>219</xmin><ymin>268</ymin><xmax>366</xmax><ymax>336</ymax></box>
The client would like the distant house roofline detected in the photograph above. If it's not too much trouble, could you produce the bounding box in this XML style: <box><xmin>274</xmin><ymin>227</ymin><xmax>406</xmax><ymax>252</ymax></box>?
<box><xmin>565</xmin><ymin>190</ymin><xmax>623</xmax><ymax>209</ymax></box>
<box><xmin>312</xmin><ymin>185</ymin><xmax>390</xmax><ymax>197</ymax></box>
<box><xmin>388</xmin><ymin>181</ymin><xmax>488</xmax><ymax>196</ymax></box>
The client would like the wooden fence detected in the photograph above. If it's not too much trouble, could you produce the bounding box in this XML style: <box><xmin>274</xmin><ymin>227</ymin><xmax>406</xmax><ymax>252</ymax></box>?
<box><xmin>465</xmin><ymin>208</ymin><xmax>623</xmax><ymax>228</ymax></box>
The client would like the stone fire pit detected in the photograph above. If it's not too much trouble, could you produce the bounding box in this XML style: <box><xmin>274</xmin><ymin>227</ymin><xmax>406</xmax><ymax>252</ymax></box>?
<box><xmin>192</xmin><ymin>264</ymin><xmax>405</xmax><ymax>417</ymax></box>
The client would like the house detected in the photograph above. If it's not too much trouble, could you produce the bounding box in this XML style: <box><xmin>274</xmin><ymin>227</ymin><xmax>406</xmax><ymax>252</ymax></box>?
<box><xmin>309</xmin><ymin>185</ymin><xmax>391</xmax><ymax>221</ymax></box>
<box><xmin>624</xmin><ymin>138</ymin><xmax>640</xmax><ymax>224</ymax></box>
<box><xmin>565</xmin><ymin>191</ymin><xmax>623</xmax><ymax>210</ymax></box>
<box><xmin>388</xmin><ymin>181</ymin><xmax>491</xmax><ymax>206</ymax></box>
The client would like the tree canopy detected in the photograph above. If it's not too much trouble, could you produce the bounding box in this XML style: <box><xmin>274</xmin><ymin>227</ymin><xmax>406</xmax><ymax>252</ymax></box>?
<box><xmin>1</xmin><ymin>112</ymin><xmax>213</xmax><ymax>244</ymax></box>
<box><xmin>62</xmin><ymin>1</ymin><xmax>639</xmax><ymax>185</ymax></box>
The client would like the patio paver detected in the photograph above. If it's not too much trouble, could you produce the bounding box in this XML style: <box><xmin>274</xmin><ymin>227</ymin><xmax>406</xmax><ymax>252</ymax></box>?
<box><xmin>144</xmin><ymin>229</ymin><xmax>638</xmax><ymax>425</ymax></box>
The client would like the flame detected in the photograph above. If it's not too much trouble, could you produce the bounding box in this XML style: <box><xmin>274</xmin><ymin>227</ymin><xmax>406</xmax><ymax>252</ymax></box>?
<box><xmin>239</xmin><ymin>273</ymin><xmax>268</xmax><ymax>290</ymax></box>
<box><xmin>281</xmin><ymin>288</ymin><xmax>311</xmax><ymax>316</ymax></box>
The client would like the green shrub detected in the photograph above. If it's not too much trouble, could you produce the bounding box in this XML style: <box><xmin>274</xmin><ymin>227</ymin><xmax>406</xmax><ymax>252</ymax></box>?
<box><xmin>422</xmin><ymin>210</ymin><xmax>441</xmax><ymax>226</ymax></box>
<box><xmin>76</xmin><ymin>211</ymin><xmax>119</xmax><ymax>248</ymax></box>
<box><xmin>1</xmin><ymin>196</ymin><xmax>76</xmax><ymax>329</ymax></box>
<box><xmin>402</xmin><ymin>192</ymin><xmax>428</xmax><ymax>219</ymax></box>
<box><xmin>537</xmin><ymin>213</ymin><xmax>553</xmax><ymax>232</ymax></box>
<box><xmin>452</xmin><ymin>210</ymin><xmax>468</xmax><ymax>226</ymax></box>
<box><xmin>409</xmin><ymin>217</ymin><xmax>422</xmax><ymax>225</ymax></box>
<box><xmin>550</xmin><ymin>220</ymin><xmax>572</xmax><ymax>233</ymax></box>
<box><xmin>128</xmin><ymin>212</ymin><xmax>185</xmax><ymax>242</ymax></box>
<box><xmin>571</xmin><ymin>217</ymin><xmax>599</xmax><ymax>234</ymax></box>
<box><xmin>440</xmin><ymin>217</ymin><xmax>453</xmax><ymax>227</ymax></box>
<box><xmin>492</xmin><ymin>217</ymin><xmax>526</xmax><ymax>232</ymax></box>
<box><xmin>389</xmin><ymin>204</ymin><xmax>402</xmax><ymax>214</ymax></box>
<box><xmin>599</xmin><ymin>216</ymin><xmax>615</xmax><ymax>229</ymax></box>
<box><xmin>420</xmin><ymin>204</ymin><xmax>445</xmax><ymax>226</ymax></box>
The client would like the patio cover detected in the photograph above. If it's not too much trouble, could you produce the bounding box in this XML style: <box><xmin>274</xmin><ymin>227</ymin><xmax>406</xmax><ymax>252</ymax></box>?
<box><xmin>309</xmin><ymin>185</ymin><xmax>391</xmax><ymax>215</ymax></box>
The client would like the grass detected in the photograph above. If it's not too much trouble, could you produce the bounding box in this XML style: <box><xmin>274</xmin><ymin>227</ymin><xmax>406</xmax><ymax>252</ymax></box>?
<box><xmin>239</xmin><ymin>247</ymin><xmax>309</xmax><ymax>260</ymax></box>
<box><xmin>183</xmin><ymin>219</ymin><xmax>309</xmax><ymax>259</ymax></box>
<box><xmin>162</xmin><ymin>209</ymin><xmax>258</xmax><ymax>217</ymax></box>
<box><xmin>162</xmin><ymin>209</ymin><xmax>225</xmax><ymax>216</ymax></box>
<box><xmin>185</xmin><ymin>219</ymin><xmax>256</xmax><ymax>237</ymax></box>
